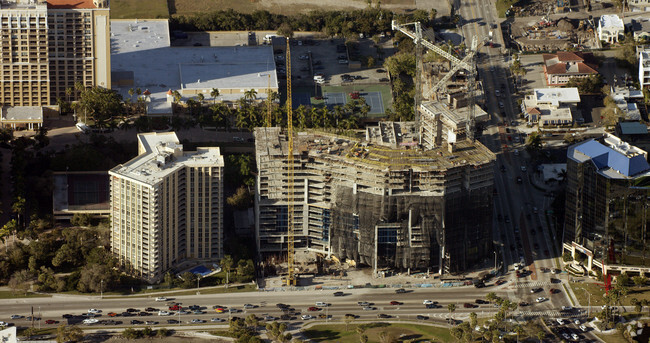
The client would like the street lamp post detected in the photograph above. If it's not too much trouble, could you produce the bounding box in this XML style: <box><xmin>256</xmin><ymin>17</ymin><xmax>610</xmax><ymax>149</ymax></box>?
<box><xmin>494</xmin><ymin>250</ymin><xmax>498</xmax><ymax>272</ymax></box>
<box><xmin>100</xmin><ymin>280</ymin><xmax>103</xmax><ymax>299</ymax></box>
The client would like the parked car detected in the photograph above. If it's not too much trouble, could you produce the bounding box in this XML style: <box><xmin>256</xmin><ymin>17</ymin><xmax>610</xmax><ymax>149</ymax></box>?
<box><xmin>301</xmin><ymin>315</ymin><xmax>314</xmax><ymax>320</ymax></box>
<box><xmin>333</xmin><ymin>292</ymin><xmax>345</xmax><ymax>297</ymax></box>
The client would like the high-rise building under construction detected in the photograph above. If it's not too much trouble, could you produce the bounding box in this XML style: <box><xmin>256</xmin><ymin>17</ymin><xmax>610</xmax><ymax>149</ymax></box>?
<box><xmin>254</xmin><ymin>126</ymin><xmax>496</xmax><ymax>274</ymax></box>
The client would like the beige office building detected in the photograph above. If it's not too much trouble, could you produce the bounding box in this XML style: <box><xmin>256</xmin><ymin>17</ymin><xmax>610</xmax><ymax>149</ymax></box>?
<box><xmin>109</xmin><ymin>132</ymin><xmax>224</xmax><ymax>282</ymax></box>
<box><xmin>0</xmin><ymin>0</ymin><xmax>110</xmax><ymax>107</ymax></box>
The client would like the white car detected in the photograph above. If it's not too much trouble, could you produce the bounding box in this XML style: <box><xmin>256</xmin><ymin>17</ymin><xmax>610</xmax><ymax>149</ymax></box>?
<box><xmin>520</xmin><ymin>166</ymin><xmax>527</xmax><ymax>172</ymax></box>
<box><xmin>0</xmin><ymin>321</ymin><xmax>7</xmax><ymax>327</ymax></box>
<box><xmin>574</xmin><ymin>319</ymin><xmax>580</xmax><ymax>325</ymax></box>
<box><xmin>571</xmin><ymin>333</ymin><xmax>579</xmax><ymax>340</ymax></box>
<box><xmin>513</xmin><ymin>149</ymin><xmax>519</xmax><ymax>156</ymax></box>
<box><xmin>82</xmin><ymin>318</ymin><xmax>99</xmax><ymax>324</ymax></box>
<box><xmin>579</xmin><ymin>325</ymin><xmax>588</xmax><ymax>332</ymax></box>
<box><xmin>562</xmin><ymin>333</ymin><xmax>570</xmax><ymax>340</ymax></box>
<box><xmin>495</xmin><ymin>90</ymin><xmax>500</xmax><ymax>97</ymax></box>
<box><xmin>556</xmin><ymin>318</ymin><xmax>564</xmax><ymax>325</ymax></box>
<box><xmin>536</xmin><ymin>297</ymin><xmax>546</xmax><ymax>303</ymax></box>
<box><xmin>423</xmin><ymin>300</ymin><xmax>433</xmax><ymax>305</ymax></box>
<box><xmin>87</xmin><ymin>309</ymin><xmax>101</xmax><ymax>314</ymax></box>
<box><xmin>10</xmin><ymin>315</ymin><xmax>23</xmax><ymax>320</ymax></box>
<box><xmin>190</xmin><ymin>319</ymin><xmax>205</xmax><ymax>323</ymax></box>
<box><xmin>315</xmin><ymin>302</ymin><xmax>329</xmax><ymax>307</ymax></box>
<box><xmin>211</xmin><ymin>318</ymin><xmax>225</xmax><ymax>322</ymax></box>
<box><xmin>301</xmin><ymin>315</ymin><xmax>314</xmax><ymax>320</ymax></box>
<box><xmin>243</xmin><ymin>304</ymin><xmax>255</xmax><ymax>309</ymax></box>
<box><xmin>158</xmin><ymin>311</ymin><xmax>171</xmax><ymax>316</ymax></box>
<box><xmin>155</xmin><ymin>297</ymin><xmax>168</xmax><ymax>302</ymax></box>
<box><xmin>561</xmin><ymin>306</ymin><xmax>572</xmax><ymax>311</ymax></box>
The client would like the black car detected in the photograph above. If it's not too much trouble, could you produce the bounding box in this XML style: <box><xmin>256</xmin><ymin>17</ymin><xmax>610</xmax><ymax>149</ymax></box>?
<box><xmin>416</xmin><ymin>315</ymin><xmax>429</xmax><ymax>320</ymax></box>
<box><xmin>333</xmin><ymin>291</ymin><xmax>345</xmax><ymax>297</ymax></box>
<box><xmin>395</xmin><ymin>288</ymin><xmax>406</xmax><ymax>294</ymax></box>
<box><xmin>280</xmin><ymin>314</ymin><xmax>292</xmax><ymax>320</ymax></box>
<box><xmin>145</xmin><ymin>307</ymin><xmax>158</xmax><ymax>312</ymax></box>
<box><xmin>131</xmin><ymin>320</ymin><xmax>143</xmax><ymax>325</ymax></box>
<box><xmin>379</xmin><ymin>78</ymin><xmax>389</xmax><ymax>82</ymax></box>
<box><xmin>126</xmin><ymin>308</ymin><xmax>139</xmax><ymax>313</ymax></box>
<box><xmin>62</xmin><ymin>314</ymin><xmax>73</xmax><ymax>319</ymax></box>
<box><xmin>476</xmin><ymin>299</ymin><xmax>488</xmax><ymax>304</ymax></box>
<box><xmin>167</xmin><ymin>319</ymin><xmax>179</xmax><ymax>324</ymax></box>
<box><xmin>276</xmin><ymin>303</ymin><xmax>289</xmax><ymax>309</ymax></box>
<box><xmin>377</xmin><ymin>314</ymin><xmax>391</xmax><ymax>319</ymax></box>
<box><xmin>121</xmin><ymin>312</ymin><xmax>133</xmax><ymax>317</ymax></box>
<box><xmin>139</xmin><ymin>312</ymin><xmax>151</xmax><ymax>316</ymax></box>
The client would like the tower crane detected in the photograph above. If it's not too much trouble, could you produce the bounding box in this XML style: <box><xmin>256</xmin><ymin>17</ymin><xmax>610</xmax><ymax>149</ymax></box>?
<box><xmin>391</xmin><ymin>20</ymin><xmax>479</xmax><ymax>140</ymax></box>
<box><xmin>285</xmin><ymin>37</ymin><xmax>296</xmax><ymax>286</ymax></box>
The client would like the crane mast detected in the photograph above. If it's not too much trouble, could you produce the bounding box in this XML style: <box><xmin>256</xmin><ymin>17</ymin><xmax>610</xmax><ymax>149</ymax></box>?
<box><xmin>285</xmin><ymin>37</ymin><xmax>296</xmax><ymax>286</ymax></box>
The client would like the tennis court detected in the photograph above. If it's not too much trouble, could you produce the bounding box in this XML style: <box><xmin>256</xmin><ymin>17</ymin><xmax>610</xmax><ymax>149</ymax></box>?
<box><xmin>363</xmin><ymin>92</ymin><xmax>384</xmax><ymax>114</ymax></box>
<box><xmin>324</xmin><ymin>92</ymin><xmax>347</xmax><ymax>108</ymax></box>
<box><xmin>292</xmin><ymin>92</ymin><xmax>312</xmax><ymax>108</ymax></box>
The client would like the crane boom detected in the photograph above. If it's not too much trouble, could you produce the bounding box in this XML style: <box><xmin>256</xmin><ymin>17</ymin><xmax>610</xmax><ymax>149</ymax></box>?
<box><xmin>285</xmin><ymin>37</ymin><xmax>296</xmax><ymax>286</ymax></box>
<box><xmin>423</xmin><ymin>36</ymin><xmax>478</xmax><ymax>99</ymax></box>
<box><xmin>391</xmin><ymin>21</ymin><xmax>472</xmax><ymax>71</ymax></box>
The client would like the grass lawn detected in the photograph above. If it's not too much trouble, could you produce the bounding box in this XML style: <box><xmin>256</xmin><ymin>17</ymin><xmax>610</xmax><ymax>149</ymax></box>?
<box><xmin>595</xmin><ymin>332</ymin><xmax>630</xmax><ymax>343</ymax></box>
<box><xmin>111</xmin><ymin>0</ymin><xmax>168</xmax><ymax>19</ymax></box>
<box><xmin>495</xmin><ymin>0</ymin><xmax>518</xmax><ymax>18</ymax></box>
<box><xmin>17</xmin><ymin>327</ymin><xmax>57</xmax><ymax>336</ymax></box>
<box><xmin>0</xmin><ymin>291</ymin><xmax>51</xmax><ymax>299</ymax></box>
<box><xmin>172</xmin><ymin>0</ymin><xmax>414</xmax><ymax>16</ymax></box>
<box><xmin>570</xmin><ymin>282</ymin><xmax>650</xmax><ymax>307</ymax></box>
<box><xmin>303</xmin><ymin>323</ymin><xmax>454</xmax><ymax>343</ymax></box>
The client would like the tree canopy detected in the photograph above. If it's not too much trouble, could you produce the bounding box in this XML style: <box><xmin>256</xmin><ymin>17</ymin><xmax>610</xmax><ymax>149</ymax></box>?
<box><xmin>76</xmin><ymin>87</ymin><xmax>124</xmax><ymax>127</ymax></box>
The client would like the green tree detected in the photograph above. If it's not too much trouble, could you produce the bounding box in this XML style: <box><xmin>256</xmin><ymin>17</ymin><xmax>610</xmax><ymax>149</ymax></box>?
<box><xmin>227</xmin><ymin>186</ymin><xmax>253</xmax><ymax>210</ymax></box>
<box><xmin>536</xmin><ymin>330</ymin><xmax>545</xmax><ymax>343</ymax></box>
<box><xmin>76</xmin><ymin>87</ymin><xmax>124</xmax><ymax>128</ymax></box>
<box><xmin>526</xmin><ymin>131</ymin><xmax>543</xmax><ymax>156</ymax></box>
<box><xmin>211</xmin><ymin>88</ymin><xmax>220</xmax><ymax>104</ymax></box>
<box><xmin>633</xmin><ymin>275</ymin><xmax>648</xmax><ymax>286</ymax></box>
<box><xmin>469</xmin><ymin>312</ymin><xmax>477</xmax><ymax>329</ymax></box>
<box><xmin>266</xmin><ymin>321</ymin><xmax>291</xmax><ymax>343</ymax></box>
<box><xmin>70</xmin><ymin>213</ymin><xmax>92</xmax><ymax>227</ymax></box>
<box><xmin>156</xmin><ymin>328</ymin><xmax>170</xmax><ymax>338</ymax></box>
<box><xmin>277</xmin><ymin>22</ymin><xmax>294</xmax><ymax>38</ymax></box>
<box><xmin>56</xmin><ymin>324</ymin><xmax>83</xmax><ymax>343</ymax></box>
<box><xmin>122</xmin><ymin>327</ymin><xmax>142</xmax><ymax>339</ymax></box>
<box><xmin>486</xmin><ymin>292</ymin><xmax>497</xmax><ymax>303</ymax></box>
<box><xmin>77</xmin><ymin>263</ymin><xmax>116</xmax><ymax>293</ymax></box>
<box><xmin>244</xmin><ymin>89</ymin><xmax>258</xmax><ymax>104</ymax></box>
<box><xmin>565</xmin><ymin>74</ymin><xmax>604</xmax><ymax>94</ymax></box>
<box><xmin>179</xmin><ymin>271</ymin><xmax>197</xmax><ymax>289</ymax></box>
<box><xmin>12</xmin><ymin>196</ymin><xmax>25</xmax><ymax>229</ymax></box>
<box><xmin>447</xmin><ymin>303</ymin><xmax>456</xmax><ymax>326</ymax></box>
<box><xmin>220</xmin><ymin>255</ymin><xmax>234</xmax><ymax>285</ymax></box>
<box><xmin>8</xmin><ymin>269</ymin><xmax>32</xmax><ymax>295</ymax></box>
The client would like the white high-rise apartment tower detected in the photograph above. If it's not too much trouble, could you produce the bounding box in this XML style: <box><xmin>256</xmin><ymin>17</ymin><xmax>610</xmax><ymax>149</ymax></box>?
<box><xmin>109</xmin><ymin>132</ymin><xmax>224</xmax><ymax>282</ymax></box>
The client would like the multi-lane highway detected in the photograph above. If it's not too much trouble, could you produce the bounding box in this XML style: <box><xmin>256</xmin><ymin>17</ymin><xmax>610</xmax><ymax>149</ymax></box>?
<box><xmin>0</xmin><ymin>287</ymin><xmax>513</xmax><ymax>328</ymax></box>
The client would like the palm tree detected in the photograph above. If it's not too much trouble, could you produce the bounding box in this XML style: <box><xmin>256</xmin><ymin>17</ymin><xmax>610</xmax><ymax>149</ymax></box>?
<box><xmin>128</xmin><ymin>88</ymin><xmax>135</xmax><ymax>101</ymax></box>
<box><xmin>197</xmin><ymin>93</ymin><xmax>205</xmax><ymax>105</ymax></box>
<box><xmin>244</xmin><ymin>89</ymin><xmax>258</xmax><ymax>104</ymax></box>
<box><xmin>514</xmin><ymin>325</ymin><xmax>524</xmax><ymax>342</ymax></box>
<box><xmin>210</xmin><ymin>88</ymin><xmax>220</xmax><ymax>104</ymax></box>
<box><xmin>172</xmin><ymin>90</ymin><xmax>182</xmax><ymax>103</ymax></box>
<box><xmin>220</xmin><ymin>255</ymin><xmax>234</xmax><ymax>286</ymax></box>
<box><xmin>447</xmin><ymin>303</ymin><xmax>456</xmax><ymax>326</ymax></box>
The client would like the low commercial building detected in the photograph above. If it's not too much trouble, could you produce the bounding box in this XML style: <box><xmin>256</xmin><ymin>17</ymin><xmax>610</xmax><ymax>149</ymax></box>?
<box><xmin>0</xmin><ymin>106</ymin><xmax>43</xmax><ymax>130</ymax></box>
<box><xmin>110</xmin><ymin>20</ymin><xmax>278</xmax><ymax>115</ymax></box>
<box><xmin>611</xmin><ymin>86</ymin><xmax>643</xmax><ymax>121</ymax></box>
<box><xmin>564</xmin><ymin>134</ymin><xmax>650</xmax><ymax>276</ymax></box>
<box><xmin>639</xmin><ymin>49</ymin><xmax>650</xmax><ymax>89</ymax></box>
<box><xmin>597</xmin><ymin>14</ymin><xmax>625</xmax><ymax>44</ymax></box>
<box><xmin>542</xmin><ymin>52</ymin><xmax>598</xmax><ymax>86</ymax></box>
<box><xmin>630</xmin><ymin>0</ymin><xmax>650</xmax><ymax>11</ymax></box>
<box><xmin>255</xmin><ymin>127</ymin><xmax>496</xmax><ymax>275</ymax></box>
<box><xmin>109</xmin><ymin>132</ymin><xmax>224</xmax><ymax>282</ymax></box>
<box><xmin>52</xmin><ymin>171</ymin><xmax>110</xmax><ymax>220</ymax></box>
<box><xmin>521</xmin><ymin>88</ymin><xmax>580</xmax><ymax>126</ymax></box>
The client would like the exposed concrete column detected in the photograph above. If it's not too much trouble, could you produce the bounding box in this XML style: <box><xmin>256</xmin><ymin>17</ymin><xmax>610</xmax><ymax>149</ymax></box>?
<box><xmin>586</xmin><ymin>254</ymin><xmax>593</xmax><ymax>271</ymax></box>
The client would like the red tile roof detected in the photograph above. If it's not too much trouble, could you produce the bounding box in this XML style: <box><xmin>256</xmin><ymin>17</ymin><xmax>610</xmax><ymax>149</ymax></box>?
<box><xmin>527</xmin><ymin>108</ymin><xmax>541</xmax><ymax>115</ymax></box>
<box><xmin>555</xmin><ymin>51</ymin><xmax>585</xmax><ymax>62</ymax></box>
<box><xmin>46</xmin><ymin>0</ymin><xmax>96</xmax><ymax>9</ymax></box>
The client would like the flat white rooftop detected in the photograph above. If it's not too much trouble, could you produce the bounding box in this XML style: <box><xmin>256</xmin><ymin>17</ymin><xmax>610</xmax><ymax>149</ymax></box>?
<box><xmin>110</xmin><ymin>19</ymin><xmax>278</xmax><ymax>106</ymax></box>
<box><xmin>110</xmin><ymin>132</ymin><xmax>224</xmax><ymax>185</ymax></box>
<box><xmin>1</xmin><ymin>106</ymin><xmax>43</xmax><ymax>122</ymax></box>
<box><xmin>534</xmin><ymin>88</ymin><xmax>580</xmax><ymax>106</ymax></box>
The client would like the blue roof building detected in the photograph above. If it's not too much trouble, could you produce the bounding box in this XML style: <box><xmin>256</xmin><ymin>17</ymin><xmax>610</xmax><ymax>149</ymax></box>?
<box><xmin>564</xmin><ymin>134</ymin><xmax>650</xmax><ymax>276</ymax></box>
